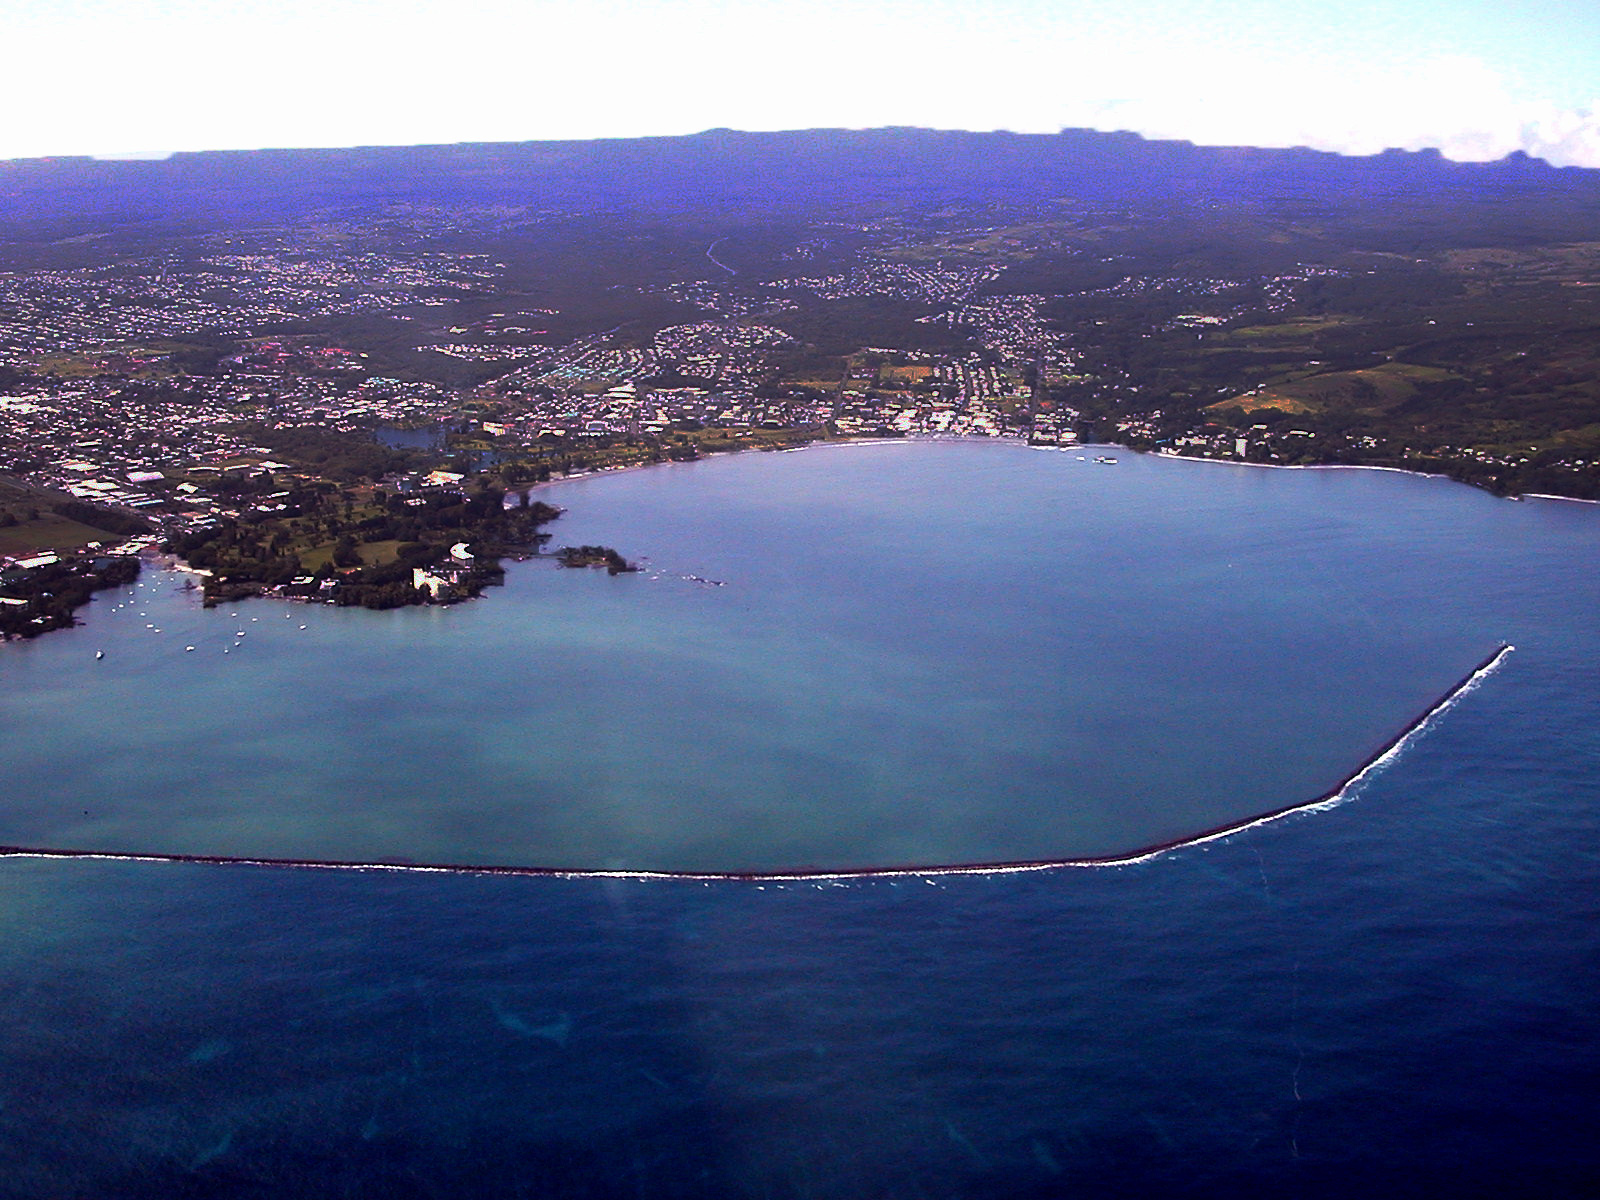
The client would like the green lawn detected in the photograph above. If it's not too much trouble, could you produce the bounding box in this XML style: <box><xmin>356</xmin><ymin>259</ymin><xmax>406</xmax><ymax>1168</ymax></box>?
<box><xmin>0</xmin><ymin>515</ymin><xmax>115</xmax><ymax>557</ymax></box>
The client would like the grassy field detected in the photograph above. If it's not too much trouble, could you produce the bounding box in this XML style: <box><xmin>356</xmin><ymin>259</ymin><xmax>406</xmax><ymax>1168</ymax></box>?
<box><xmin>295</xmin><ymin>538</ymin><xmax>403</xmax><ymax>573</ymax></box>
<box><xmin>357</xmin><ymin>539</ymin><xmax>404</xmax><ymax>566</ymax></box>
<box><xmin>1442</xmin><ymin>241</ymin><xmax>1600</xmax><ymax>284</ymax></box>
<box><xmin>877</xmin><ymin>223</ymin><xmax>1058</xmax><ymax>267</ymax></box>
<box><xmin>1209</xmin><ymin>362</ymin><xmax>1457</xmax><ymax>416</ymax></box>
<box><xmin>880</xmin><ymin>364</ymin><xmax>934</xmax><ymax>383</ymax></box>
<box><xmin>0</xmin><ymin>515</ymin><xmax>115</xmax><ymax>557</ymax></box>
<box><xmin>1220</xmin><ymin>315</ymin><xmax>1358</xmax><ymax>342</ymax></box>
<box><xmin>0</xmin><ymin>476</ymin><xmax>131</xmax><ymax>556</ymax></box>
<box><xmin>31</xmin><ymin>339</ymin><xmax>203</xmax><ymax>380</ymax></box>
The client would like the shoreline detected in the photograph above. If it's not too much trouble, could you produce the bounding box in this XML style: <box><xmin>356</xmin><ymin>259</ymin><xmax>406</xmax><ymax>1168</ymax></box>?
<box><xmin>1519</xmin><ymin>491</ymin><xmax>1600</xmax><ymax>506</ymax></box>
<box><xmin>1150</xmin><ymin>448</ymin><xmax>1597</xmax><ymax>504</ymax></box>
<box><xmin>0</xmin><ymin>644</ymin><xmax>1512</xmax><ymax>882</ymax></box>
<box><xmin>529</xmin><ymin>436</ymin><xmax>1600</xmax><ymax>507</ymax></box>
<box><xmin>515</xmin><ymin>433</ymin><xmax>980</xmax><ymax>494</ymax></box>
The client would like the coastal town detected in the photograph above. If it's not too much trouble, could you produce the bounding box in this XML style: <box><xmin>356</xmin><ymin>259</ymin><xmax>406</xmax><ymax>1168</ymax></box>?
<box><xmin>4</xmin><ymin>198</ymin><xmax>1598</xmax><ymax>635</ymax></box>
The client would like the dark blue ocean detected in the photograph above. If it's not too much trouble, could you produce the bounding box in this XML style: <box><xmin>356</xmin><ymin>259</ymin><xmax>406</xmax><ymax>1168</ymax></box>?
<box><xmin>1</xmin><ymin>443</ymin><xmax>1597</xmax><ymax>1195</ymax></box>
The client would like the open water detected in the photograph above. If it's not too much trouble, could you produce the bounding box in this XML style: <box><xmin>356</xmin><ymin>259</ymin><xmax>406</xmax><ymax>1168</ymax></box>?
<box><xmin>1</xmin><ymin>442</ymin><xmax>1596</xmax><ymax>1195</ymax></box>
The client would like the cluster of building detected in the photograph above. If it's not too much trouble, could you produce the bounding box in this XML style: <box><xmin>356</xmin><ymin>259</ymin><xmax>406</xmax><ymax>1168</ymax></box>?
<box><xmin>259</xmin><ymin>376</ymin><xmax>461</xmax><ymax>431</ymax></box>
<box><xmin>650</xmin><ymin>321</ymin><xmax>796</xmax><ymax>382</ymax></box>
<box><xmin>0</xmin><ymin>241</ymin><xmax>504</xmax><ymax>365</ymax></box>
<box><xmin>1051</xmin><ymin>264</ymin><xmax>1353</xmax><ymax>331</ymax></box>
<box><xmin>0</xmin><ymin>380</ymin><xmax>272</xmax><ymax>521</ymax></box>
<box><xmin>647</xmin><ymin>280</ymin><xmax>797</xmax><ymax>319</ymax></box>
<box><xmin>11</xmin><ymin>202</ymin><xmax>1589</xmax><ymax>569</ymax></box>
<box><xmin>478</xmin><ymin>382</ymin><xmax>833</xmax><ymax>441</ymax></box>
<box><xmin>772</xmin><ymin>259</ymin><xmax>1003</xmax><ymax>305</ymax></box>
<box><xmin>485</xmin><ymin>321</ymin><xmax>797</xmax><ymax>397</ymax></box>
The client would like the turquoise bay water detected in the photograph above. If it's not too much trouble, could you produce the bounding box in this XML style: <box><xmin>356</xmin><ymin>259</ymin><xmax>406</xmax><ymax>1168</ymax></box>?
<box><xmin>1</xmin><ymin>442</ymin><xmax>1591</xmax><ymax>871</ymax></box>
<box><xmin>3</xmin><ymin>442</ymin><xmax>1598</xmax><ymax>1197</ymax></box>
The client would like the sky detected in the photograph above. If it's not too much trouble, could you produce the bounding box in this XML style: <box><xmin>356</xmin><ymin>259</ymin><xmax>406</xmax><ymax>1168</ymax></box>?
<box><xmin>3</xmin><ymin>0</ymin><xmax>1598</xmax><ymax>166</ymax></box>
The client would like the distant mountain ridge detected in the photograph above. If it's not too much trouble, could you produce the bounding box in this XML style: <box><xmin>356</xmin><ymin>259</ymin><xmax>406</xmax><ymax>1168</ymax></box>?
<box><xmin>2</xmin><ymin>127</ymin><xmax>1596</xmax><ymax>234</ymax></box>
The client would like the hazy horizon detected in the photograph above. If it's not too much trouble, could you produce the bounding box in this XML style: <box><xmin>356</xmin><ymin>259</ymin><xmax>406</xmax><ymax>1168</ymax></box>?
<box><xmin>4</xmin><ymin>0</ymin><xmax>1596</xmax><ymax>168</ymax></box>
<box><xmin>40</xmin><ymin>125</ymin><xmax>1577</xmax><ymax>171</ymax></box>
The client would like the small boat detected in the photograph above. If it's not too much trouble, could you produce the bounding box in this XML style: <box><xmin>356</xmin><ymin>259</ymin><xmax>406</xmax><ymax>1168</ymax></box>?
<box><xmin>95</xmin><ymin>650</ymin><xmax>104</xmax><ymax>660</ymax></box>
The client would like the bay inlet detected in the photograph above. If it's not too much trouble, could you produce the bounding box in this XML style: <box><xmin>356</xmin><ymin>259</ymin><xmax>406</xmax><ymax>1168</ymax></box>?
<box><xmin>1</xmin><ymin>441</ymin><xmax>1568</xmax><ymax>873</ymax></box>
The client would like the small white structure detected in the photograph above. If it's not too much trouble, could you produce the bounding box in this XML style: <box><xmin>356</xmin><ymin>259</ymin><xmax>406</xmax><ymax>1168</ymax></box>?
<box><xmin>413</xmin><ymin>568</ymin><xmax>451</xmax><ymax>597</ymax></box>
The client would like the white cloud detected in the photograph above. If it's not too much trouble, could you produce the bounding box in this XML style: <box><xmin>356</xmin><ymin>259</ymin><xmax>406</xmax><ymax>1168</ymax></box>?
<box><xmin>1058</xmin><ymin>54</ymin><xmax>1600</xmax><ymax>168</ymax></box>
<box><xmin>1518</xmin><ymin>104</ymin><xmax>1600</xmax><ymax>168</ymax></box>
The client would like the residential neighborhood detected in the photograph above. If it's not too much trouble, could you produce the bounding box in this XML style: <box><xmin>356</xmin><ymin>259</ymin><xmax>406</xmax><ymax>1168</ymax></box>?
<box><xmin>4</xmin><ymin>197</ymin><xmax>1597</xmax><ymax>630</ymax></box>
